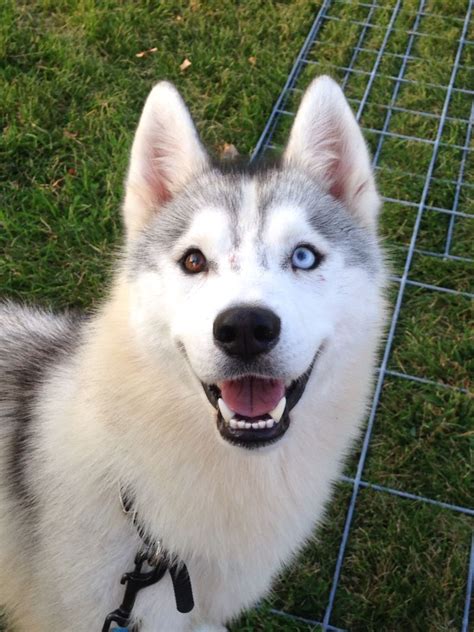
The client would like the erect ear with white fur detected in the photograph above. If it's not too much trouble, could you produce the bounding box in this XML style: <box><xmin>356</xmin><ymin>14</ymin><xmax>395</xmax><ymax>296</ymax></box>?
<box><xmin>283</xmin><ymin>76</ymin><xmax>380</xmax><ymax>229</ymax></box>
<box><xmin>123</xmin><ymin>82</ymin><xmax>209</xmax><ymax>238</ymax></box>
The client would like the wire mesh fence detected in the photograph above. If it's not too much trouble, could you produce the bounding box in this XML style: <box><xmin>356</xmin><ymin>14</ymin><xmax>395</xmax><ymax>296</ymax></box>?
<box><xmin>251</xmin><ymin>1</ymin><xmax>473</xmax><ymax>629</ymax></box>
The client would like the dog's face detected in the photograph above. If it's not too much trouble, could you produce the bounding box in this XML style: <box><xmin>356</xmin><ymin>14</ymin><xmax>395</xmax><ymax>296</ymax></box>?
<box><xmin>123</xmin><ymin>78</ymin><xmax>382</xmax><ymax>449</ymax></box>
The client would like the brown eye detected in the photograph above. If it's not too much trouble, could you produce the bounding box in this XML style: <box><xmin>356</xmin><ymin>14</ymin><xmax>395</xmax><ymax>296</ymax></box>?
<box><xmin>181</xmin><ymin>249</ymin><xmax>207</xmax><ymax>274</ymax></box>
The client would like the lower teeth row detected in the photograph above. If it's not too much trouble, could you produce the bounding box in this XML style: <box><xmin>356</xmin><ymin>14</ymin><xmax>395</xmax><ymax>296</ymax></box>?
<box><xmin>225</xmin><ymin>418</ymin><xmax>277</xmax><ymax>430</ymax></box>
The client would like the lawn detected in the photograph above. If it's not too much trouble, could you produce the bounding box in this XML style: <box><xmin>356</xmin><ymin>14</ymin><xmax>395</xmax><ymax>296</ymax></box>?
<box><xmin>0</xmin><ymin>0</ymin><xmax>472</xmax><ymax>631</ymax></box>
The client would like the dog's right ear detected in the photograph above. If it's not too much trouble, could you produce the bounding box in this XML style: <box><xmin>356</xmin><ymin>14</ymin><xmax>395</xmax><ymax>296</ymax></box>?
<box><xmin>123</xmin><ymin>82</ymin><xmax>209</xmax><ymax>239</ymax></box>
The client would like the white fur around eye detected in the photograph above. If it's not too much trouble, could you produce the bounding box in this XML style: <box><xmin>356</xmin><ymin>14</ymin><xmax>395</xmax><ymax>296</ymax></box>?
<box><xmin>291</xmin><ymin>245</ymin><xmax>318</xmax><ymax>270</ymax></box>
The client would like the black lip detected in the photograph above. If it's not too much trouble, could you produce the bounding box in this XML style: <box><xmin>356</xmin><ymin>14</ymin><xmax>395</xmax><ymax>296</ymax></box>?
<box><xmin>202</xmin><ymin>350</ymin><xmax>320</xmax><ymax>449</ymax></box>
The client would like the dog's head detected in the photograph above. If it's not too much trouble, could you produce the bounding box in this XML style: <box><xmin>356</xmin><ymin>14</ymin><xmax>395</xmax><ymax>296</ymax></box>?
<box><xmin>122</xmin><ymin>77</ymin><xmax>383</xmax><ymax>449</ymax></box>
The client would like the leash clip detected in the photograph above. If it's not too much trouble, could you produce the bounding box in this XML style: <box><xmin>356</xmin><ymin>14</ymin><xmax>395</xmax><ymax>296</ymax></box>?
<box><xmin>101</xmin><ymin>550</ymin><xmax>167</xmax><ymax>632</ymax></box>
<box><xmin>103</xmin><ymin>485</ymin><xmax>194</xmax><ymax>630</ymax></box>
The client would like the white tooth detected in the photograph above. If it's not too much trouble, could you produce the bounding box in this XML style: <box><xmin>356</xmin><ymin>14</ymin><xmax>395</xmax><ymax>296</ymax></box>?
<box><xmin>251</xmin><ymin>422</ymin><xmax>259</xmax><ymax>429</ymax></box>
<box><xmin>266</xmin><ymin>419</ymin><xmax>274</xmax><ymax>428</ymax></box>
<box><xmin>218</xmin><ymin>398</ymin><xmax>234</xmax><ymax>423</ymax></box>
<box><xmin>258</xmin><ymin>420</ymin><xmax>266</xmax><ymax>429</ymax></box>
<box><xmin>229</xmin><ymin>419</ymin><xmax>238</xmax><ymax>429</ymax></box>
<box><xmin>244</xmin><ymin>422</ymin><xmax>252</xmax><ymax>429</ymax></box>
<box><xmin>237</xmin><ymin>421</ymin><xmax>246</xmax><ymax>429</ymax></box>
<box><xmin>269</xmin><ymin>397</ymin><xmax>286</xmax><ymax>423</ymax></box>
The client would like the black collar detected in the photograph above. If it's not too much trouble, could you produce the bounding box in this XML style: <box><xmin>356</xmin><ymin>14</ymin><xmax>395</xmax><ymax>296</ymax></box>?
<box><xmin>101</xmin><ymin>486</ymin><xmax>194</xmax><ymax>631</ymax></box>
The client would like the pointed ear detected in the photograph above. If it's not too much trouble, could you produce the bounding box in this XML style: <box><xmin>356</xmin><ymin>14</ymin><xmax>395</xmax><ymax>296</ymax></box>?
<box><xmin>123</xmin><ymin>82</ymin><xmax>209</xmax><ymax>238</ymax></box>
<box><xmin>283</xmin><ymin>76</ymin><xmax>380</xmax><ymax>229</ymax></box>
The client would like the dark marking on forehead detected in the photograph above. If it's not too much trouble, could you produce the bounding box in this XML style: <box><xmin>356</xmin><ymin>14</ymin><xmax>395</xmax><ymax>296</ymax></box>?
<box><xmin>212</xmin><ymin>153</ymin><xmax>282</xmax><ymax>177</ymax></box>
<box><xmin>228</xmin><ymin>251</ymin><xmax>240</xmax><ymax>272</ymax></box>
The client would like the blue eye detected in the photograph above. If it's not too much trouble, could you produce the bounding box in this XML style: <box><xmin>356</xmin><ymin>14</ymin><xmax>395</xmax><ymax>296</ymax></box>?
<box><xmin>291</xmin><ymin>245</ymin><xmax>320</xmax><ymax>270</ymax></box>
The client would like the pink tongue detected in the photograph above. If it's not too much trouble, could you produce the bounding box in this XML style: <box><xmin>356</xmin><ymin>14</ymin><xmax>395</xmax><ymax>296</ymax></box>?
<box><xmin>219</xmin><ymin>377</ymin><xmax>285</xmax><ymax>418</ymax></box>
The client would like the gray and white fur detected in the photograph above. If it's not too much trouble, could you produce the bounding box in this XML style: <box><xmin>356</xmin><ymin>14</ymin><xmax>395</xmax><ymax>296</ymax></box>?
<box><xmin>0</xmin><ymin>76</ymin><xmax>386</xmax><ymax>631</ymax></box>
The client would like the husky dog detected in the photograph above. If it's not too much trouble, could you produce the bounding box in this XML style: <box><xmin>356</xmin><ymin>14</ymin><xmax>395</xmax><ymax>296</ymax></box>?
<box><xmin>0</xmin><ymin>76</ymin><xmax>385</xmax><ymax>631</ymax></box>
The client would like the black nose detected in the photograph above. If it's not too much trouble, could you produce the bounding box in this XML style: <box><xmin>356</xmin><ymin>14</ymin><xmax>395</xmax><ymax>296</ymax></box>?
<box><xmin>213</xmin><ymin>306</ymin><xmax>281</xmax><ymax>361</ymax></box>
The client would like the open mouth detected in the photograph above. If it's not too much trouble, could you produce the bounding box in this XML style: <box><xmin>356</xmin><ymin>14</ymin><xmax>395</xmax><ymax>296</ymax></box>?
<box><xmin>202</xmin><ymin>359</ymin><xmax>316</xmax><ymax>449</ymax></box>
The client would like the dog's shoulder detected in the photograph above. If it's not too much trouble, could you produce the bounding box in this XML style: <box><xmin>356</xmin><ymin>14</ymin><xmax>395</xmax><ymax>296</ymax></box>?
<box><xmin>0</xmin><ymin>301</ymin><xmax>85</xmax><ymax>411</ymax></box>
<box><xmin>0</xmin><ymin>302</ymin><xmax>86</xmax><ymax>500</ymax></box>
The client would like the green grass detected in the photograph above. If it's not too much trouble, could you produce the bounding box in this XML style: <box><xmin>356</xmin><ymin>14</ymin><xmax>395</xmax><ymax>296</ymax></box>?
<box><xmin>231</xmin><ymin>487</ymin><xmax>472</xmax><ymax>631</ymax></box>
<box><xmin>1</xmin><ymin>0</ymin><xmax>473</xmax><ymax>630</ymax></box>
<box><xmin>1</xmin><ymin>0</ymin><xmax>317</xmax><ymax>308</ymax></box>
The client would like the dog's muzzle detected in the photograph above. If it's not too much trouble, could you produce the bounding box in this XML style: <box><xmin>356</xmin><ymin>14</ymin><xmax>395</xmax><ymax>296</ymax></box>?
<box><xmin>201</xmin><ymin>353</ymin><xmax>319</xmax><ymax>449</ymax></box>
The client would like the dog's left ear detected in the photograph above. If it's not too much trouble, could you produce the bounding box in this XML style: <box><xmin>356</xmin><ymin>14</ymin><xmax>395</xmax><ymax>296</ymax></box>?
<box><xmin>283</xmin><ymin>76</ymin><xmax>380</xmax><ymax>229</ymax></box>
<box><xmin>123</xmin><ymin>82</ymin><xmax>209</xmax><ymax>239</ymax></box>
